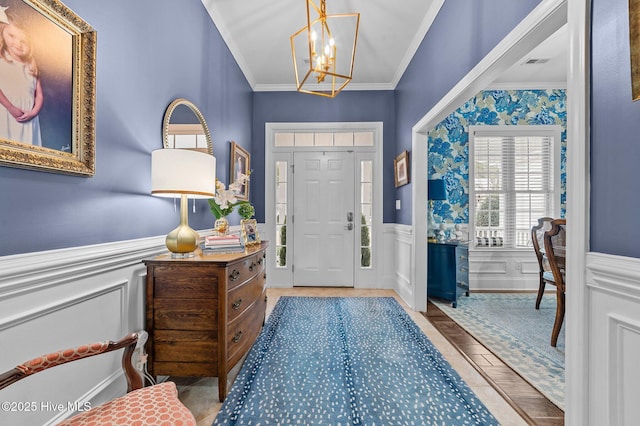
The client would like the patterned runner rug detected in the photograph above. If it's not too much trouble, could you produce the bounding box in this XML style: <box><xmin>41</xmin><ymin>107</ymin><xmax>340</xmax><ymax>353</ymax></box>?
<box><xmin>431</xmin><ymin>293</ymin><xmax>565</xmax><ymax>409</ymax></box>
<box><xmin>214</xmin><ymin>297</ymin><xmax>498</xmax><ymax>425</ymax></box>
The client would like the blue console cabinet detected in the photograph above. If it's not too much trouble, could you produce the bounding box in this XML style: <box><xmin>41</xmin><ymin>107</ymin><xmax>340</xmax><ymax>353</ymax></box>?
<box><xmin>427</xmin><ymin>242</ymin><xmax>469</xmax><ymax>307</ymax></box>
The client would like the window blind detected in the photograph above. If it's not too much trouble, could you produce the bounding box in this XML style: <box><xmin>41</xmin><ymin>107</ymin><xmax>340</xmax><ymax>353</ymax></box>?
<box><xmin>472</xmin><ymin>133</ymin><xmax>554</xmax><ymax>248</ymax></box>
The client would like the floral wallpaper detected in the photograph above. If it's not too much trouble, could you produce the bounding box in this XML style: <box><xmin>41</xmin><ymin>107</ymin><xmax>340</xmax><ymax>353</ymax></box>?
<box><xmin>428</xmin><ymin>89</ymin><xmax>566</xmax><ymax>226</ymax></box>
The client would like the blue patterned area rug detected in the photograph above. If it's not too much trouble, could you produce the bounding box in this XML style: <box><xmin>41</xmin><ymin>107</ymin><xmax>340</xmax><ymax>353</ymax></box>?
<box><xmin>214</xmin><ymin>297</ymin><xmax>498</xmax><ymax>425</ymax></box>
<box><xmin>431</xmin><ymin>293</ymin><xmax>564</xmax><ymax>409</ymax></box>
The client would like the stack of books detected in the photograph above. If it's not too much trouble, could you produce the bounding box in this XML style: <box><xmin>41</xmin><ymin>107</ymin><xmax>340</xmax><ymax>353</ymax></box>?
<box><xmin>201</xmin><ymin>234</ymin><xmax>245</xmax><ymax>255</ymax></box>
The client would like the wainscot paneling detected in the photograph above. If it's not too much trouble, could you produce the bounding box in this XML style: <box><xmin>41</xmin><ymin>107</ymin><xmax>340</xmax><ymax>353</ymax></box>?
<box><xmin>469</xmin><ymin>249</ymin><xmax>540</xmax><ymax>290</ymax></box>
<box><xmin>586</xmin><ymin>252</ymin><xmax>640</xmax><ymax>425</ymax></box>
<box><xmin>386</xmin><ymin>224</ymin><xmax>413</xmax><ymax>306</ymax></box>
<box><xmin>0</xmin><ymin>235</ymin><xmax>167</xmax><ymax>425</ymax></box>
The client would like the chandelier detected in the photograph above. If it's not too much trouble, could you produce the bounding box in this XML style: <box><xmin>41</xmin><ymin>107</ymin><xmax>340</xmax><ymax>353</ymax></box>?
<box><xmin>290</xmin><ymin>0</ymin><xmax>360</xmax><ymax>98</ymax></box>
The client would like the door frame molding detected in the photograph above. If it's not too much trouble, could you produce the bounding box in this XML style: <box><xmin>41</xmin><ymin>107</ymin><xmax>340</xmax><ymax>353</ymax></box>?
<box><xmin>411</xmin><ymin>0</ymin><xmax>589</xmax><ymax>423</ymax></box>
<box><xmin>265</xmin><ymin>122</ymin><xmax>384</xmax><ymax>289</ymax></box>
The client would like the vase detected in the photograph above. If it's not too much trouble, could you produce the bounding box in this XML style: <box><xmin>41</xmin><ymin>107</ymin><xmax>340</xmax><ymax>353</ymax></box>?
<box><xmin>214</xmin><ymin>217</ymin><xmax>229</xmax><ymax>235</ymax></box>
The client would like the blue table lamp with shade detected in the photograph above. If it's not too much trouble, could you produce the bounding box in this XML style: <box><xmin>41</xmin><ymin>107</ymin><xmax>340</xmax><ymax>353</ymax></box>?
<box><xmin>428</xmin><ymin>179</ymin><xmax>447</xmax><ymax>242</ymax></box>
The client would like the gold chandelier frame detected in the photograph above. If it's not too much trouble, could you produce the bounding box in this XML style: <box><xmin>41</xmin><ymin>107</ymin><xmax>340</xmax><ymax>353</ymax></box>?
<box><xmin>290</xmin><ymin>0</ymin><xmax>360</xmax><ymax>98</ymax></box>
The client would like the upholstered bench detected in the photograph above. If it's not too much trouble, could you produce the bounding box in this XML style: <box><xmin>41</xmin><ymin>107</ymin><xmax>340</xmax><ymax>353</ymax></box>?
<box><xmin>0</xmin><ymin>332</ymin><xmax>196</xmax><ymax>426</ymax></box>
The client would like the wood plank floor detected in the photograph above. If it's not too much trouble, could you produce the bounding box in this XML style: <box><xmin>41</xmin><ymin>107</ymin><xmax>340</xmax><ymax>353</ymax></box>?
<box><xmin>424</xmin><ymin>300</ymin><xmax>565</xmax><ymax>425</ymax></box>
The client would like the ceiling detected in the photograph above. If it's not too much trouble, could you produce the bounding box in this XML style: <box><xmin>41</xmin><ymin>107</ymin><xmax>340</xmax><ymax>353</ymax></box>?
<box><xmin>201</xmin><ymin>0</ymin><xmax>567</xmax><ymax>92</ymax></box>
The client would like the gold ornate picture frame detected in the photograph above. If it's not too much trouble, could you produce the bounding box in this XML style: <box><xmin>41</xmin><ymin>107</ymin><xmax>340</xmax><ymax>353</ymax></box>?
<box><xmin>0</xmin><ymin>0</ymin><xmax>96</xmax><ymax>175</ymax></box>
<box><xmin>631</xmin><ymin>0</ymin><xmax>640</xmax><ymax>100</ymax></box>
<box><xmin>241</xmin><ymin>219</ymin><xmax>260</xmax><ymax>246</ymax></box>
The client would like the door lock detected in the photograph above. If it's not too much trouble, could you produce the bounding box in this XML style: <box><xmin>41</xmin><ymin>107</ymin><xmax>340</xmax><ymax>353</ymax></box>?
<box><xmin>347</xmin><ymin>212</ymin><xmax>354</xmax><ymax>222</ymax></box>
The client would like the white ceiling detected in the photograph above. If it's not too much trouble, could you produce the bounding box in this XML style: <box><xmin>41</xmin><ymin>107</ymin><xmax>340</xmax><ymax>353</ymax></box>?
<box><xmin>201</xmin><ymin>0</ymin><xmax>567</xmax><ymax>92</ymax></box>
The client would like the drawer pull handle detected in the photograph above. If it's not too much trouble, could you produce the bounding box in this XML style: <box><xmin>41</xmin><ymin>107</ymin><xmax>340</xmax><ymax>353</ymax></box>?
<box><xmin>258</xmin><ymin>257</ymin><xmax>264</xmax><ymax>265</ymax></box>
<box><xmin>459</xmin><ymin>255</ymin><xmax>468</xmax><ymax>261</ymax></box>
<box><xmin>229</xmin><ymin>269</ymin><xmax>240</xmax><ymax>281</ymax></box>
<box><xmin>263</xmin><ymin>273</ymin><xmax>267</xmax><ymax>280</ymax></box>
<box><xmin>459</xmin><ymin>267</ymin><xmax>468</xmax><ymax>272</ymax></box>
<box><xmin>232</xmin><ymin>298</ymin><xmax>243</xmax><ymax>310</ymax></box>
<box><xmin>263</xmin><ymin>252</ymin><xmax>266</xmax><ymax>259</ymax></box>
<box><xmin>232</xmin><ymin>331</ymin><xmax>243</xmax><ymax>343</ymax></box>
<box><xmin>249</xmin><ymin>261</ymin><xmax>257</xmax><ymax>271</ymax></box>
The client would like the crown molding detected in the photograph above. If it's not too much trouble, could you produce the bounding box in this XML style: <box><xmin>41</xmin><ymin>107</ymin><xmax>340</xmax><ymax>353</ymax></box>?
<box><xmin>390</xmin><ymin>0</ymin><xmax>445</xmax><ymax>89</ymax></box>
<box><xmin>484</xmin><ymin>81</ymin><xmax>567</xmax><ymax>90</ymax></box>
<box><xmin>201</xmin><ymin>0</ymin><xmax>257</xmax><ymax>90</ymax></box>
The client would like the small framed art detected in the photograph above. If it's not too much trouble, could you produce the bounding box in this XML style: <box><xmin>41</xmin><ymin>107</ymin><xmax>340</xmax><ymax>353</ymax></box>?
<box><xmin>394</xmin><ymin>150</ymin><xmax>410</xmax><ymax>187</ymax></box>
<box><xmin>241</xmin><ymin>219</ymin><xmax>260</xmax><ymax>246</ymax></box>
<box><xmin>230</xmin><ymin>141</ymin><xmax>250</xmax><ymax>200</ymax></box>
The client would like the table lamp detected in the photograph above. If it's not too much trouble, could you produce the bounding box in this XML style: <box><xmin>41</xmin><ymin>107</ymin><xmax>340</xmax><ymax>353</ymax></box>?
<box><xmin>428</xmin><ymin>179</ymin><xmax>447</xmax><ymax>242</ymax></box>
<box><xmin>151</xmin><ymin>149</ymin><xmax>216</xmax><ymax>257</ymax></box>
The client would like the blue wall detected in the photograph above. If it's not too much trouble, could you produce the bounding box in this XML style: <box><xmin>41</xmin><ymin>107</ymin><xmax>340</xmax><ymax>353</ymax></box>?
<box><xmin>591</xmin><ymin>0</ymin><xmax>640</xmax><ymax>258</ymax></box>
<box><xmin>251</xmin><ymin>91</ymin><xmax>397</xmax><ymax>223</ymax></box>
<box><xmin>0</xmin><ymin>0</ymin><xmax>252</xmax><ymax>256</ymax></box>
<box><xmin>394</xmin><ymin>0</ymin><xmax>541</xmax><ymax>225</ymax></box>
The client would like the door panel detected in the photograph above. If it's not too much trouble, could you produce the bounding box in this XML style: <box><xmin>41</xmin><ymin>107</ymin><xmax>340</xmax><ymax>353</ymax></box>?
<box><xmin>293</xmin><ymin>151</ymin><xmax>355</xmax><ymax>286</ymax></box>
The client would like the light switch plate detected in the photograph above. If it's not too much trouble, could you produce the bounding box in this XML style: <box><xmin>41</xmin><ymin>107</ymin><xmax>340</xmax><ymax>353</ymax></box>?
<box><xmin>395</xmin><ymin>200</ymin><xmax>401</xmax><ymax>210</ymax></box>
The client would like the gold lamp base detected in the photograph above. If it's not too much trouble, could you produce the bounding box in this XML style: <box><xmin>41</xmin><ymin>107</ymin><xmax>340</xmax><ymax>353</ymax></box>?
<box><xmin>165</xmin><ymin>194</ymin><xmax>199</xmax><ymax>258</ymax></box>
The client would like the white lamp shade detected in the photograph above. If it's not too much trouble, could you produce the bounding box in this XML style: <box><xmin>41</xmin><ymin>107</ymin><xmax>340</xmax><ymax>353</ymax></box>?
<box><xmin>151</xmin><ymin>149</ymin><xmax>216</xmax><ymax>198</ymax></box>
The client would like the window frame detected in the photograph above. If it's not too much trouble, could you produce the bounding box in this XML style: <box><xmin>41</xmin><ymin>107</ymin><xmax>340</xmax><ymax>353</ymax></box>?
<box><xmin>468</xmin><ymin>125</ymin><xmax>562</xmax><ymax>251</ymax></box>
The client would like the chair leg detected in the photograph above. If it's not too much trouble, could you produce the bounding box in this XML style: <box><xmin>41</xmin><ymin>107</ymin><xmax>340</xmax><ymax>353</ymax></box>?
<box><xmin>535</xmin><ymin>275</ymin><xmax>545</xmax><ymax>309</ymax></box>
<box><xmin>551</xmin><ymin>290</ymin><xmax>565</xmax><ymax>347</ymax></box>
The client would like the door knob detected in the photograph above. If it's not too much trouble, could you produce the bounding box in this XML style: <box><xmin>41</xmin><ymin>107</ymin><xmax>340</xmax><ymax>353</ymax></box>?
<box><xmin>345</xmin><ymin>223</ymin><xmax>354</xmax><ymax>230</ymax></box>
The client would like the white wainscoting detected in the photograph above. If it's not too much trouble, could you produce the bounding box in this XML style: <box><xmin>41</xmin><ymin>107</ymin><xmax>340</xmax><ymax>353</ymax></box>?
<box><xmin>469</xmin><ymin>248</ymin><xmax>540</xmax><ymax>291</ymax></box>
<box><xmin>0</xmin><ymin>236</ymin><xmax>167</xmax><ymax>426</ymax></box>
<box><xmin>386</xmin><ymin>224</ymin><xmax>414</xmax><ymax>305</ymax></box>
<box><xmin>585</xmin><ymin>252</ymin><xmax>640</xmax><ymax>425</ymax></box>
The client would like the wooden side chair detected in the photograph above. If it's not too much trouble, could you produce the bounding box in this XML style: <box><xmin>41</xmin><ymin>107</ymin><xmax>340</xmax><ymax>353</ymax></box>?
<box><xmin>0</xmin><ymin>332</ymin><xmax>196</xmax><ymax>425</ymax></box>
<box><xmin>544</xmin><ymin>218</ymin><xmax>567</xmax><ymax>347</ymax></box>
<box><xmin>531</xmin><ymin>216</ymin><xmax>555</xmax><ymax>309</ymax></box>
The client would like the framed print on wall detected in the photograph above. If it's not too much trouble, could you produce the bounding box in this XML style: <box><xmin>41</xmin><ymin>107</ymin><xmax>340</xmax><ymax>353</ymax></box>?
<box><xmin>0</xmin><ymin>0</ymin><xmax>96</xmax><ymax>176</ymax></box>
<box><xmin>230</xmin><ymin>141</ymin><xmax>250</xmax><ymax>200</ymax></box>
<box><xmin>394</xmin><ymin>150</ymin><xmax>410</xmax><ymax>187</ymax></box>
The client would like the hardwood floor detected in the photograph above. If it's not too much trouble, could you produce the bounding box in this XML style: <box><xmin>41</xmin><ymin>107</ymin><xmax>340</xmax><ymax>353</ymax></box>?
<box><xmin>424</xmin><ymin>300</ymin><xmax>565</xmax><ymax>425</ymax></box>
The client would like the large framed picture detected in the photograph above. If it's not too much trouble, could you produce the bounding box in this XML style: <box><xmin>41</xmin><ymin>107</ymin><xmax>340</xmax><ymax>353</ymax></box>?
<box><xmin>0</xmin><ymin>0</ymin><xmax>96</xmax><ymax>176</ymax></box>
<box><xmin>241</xmin><ymin>219</ymin><xmax>260</xmax><ymax>246</ymax></box>
<box><xmin>230</xmin><ymin>141</ymin><xmax>250</xmax><ymax>200</ymax></box>
<box><xmin>394</xmin><ymin>150</ymin><xmax>409</xmax><ymax>187</ymax></box>
<box><xmin>631</xmin><ymin>0</ymin><xmax>640</xmax><ymax>100</ymax></box>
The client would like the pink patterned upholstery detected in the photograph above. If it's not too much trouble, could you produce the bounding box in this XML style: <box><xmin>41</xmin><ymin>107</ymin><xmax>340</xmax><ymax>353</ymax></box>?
<box><xmin>17</xmin><ymin>342</ymin><xmax>110</xmax><ymax>376</ymax></box>
<box><xmin>57</xmin><ymin>382</ymin><xmax>195</xmax><ymax>426</ymax></box>
<box><xmin>0</xmin><ymin>333</ymin><xmax>196</xmax><ymax>426</ymax></box>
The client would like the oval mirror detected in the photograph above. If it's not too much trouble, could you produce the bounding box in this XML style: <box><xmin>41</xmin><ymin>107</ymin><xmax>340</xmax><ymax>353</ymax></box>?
<box><xmin>162</xmin><ymin>98</ymin><xmax>213</xmax><ymax>155</ymax></box>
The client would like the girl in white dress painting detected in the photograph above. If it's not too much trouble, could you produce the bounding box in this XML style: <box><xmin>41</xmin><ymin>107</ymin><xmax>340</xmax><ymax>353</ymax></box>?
<box><xmin>0</xmin><ymin>6</ymin><xmax>42</xmax><ymax>146</ymax></box>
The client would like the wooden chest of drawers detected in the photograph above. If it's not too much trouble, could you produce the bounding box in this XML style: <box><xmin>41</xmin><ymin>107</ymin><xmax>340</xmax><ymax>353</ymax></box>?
<box><xmin>143</xmin><ymin>241</ymin><xmax>268</xmax><ymax>402</ymax></box>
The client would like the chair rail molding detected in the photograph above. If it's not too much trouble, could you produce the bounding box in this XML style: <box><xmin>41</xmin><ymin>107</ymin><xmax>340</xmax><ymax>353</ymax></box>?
<box><xmin>0</xmin><ymin>233</ymin><xmax>184</xmax><ymax>425</ymax></box>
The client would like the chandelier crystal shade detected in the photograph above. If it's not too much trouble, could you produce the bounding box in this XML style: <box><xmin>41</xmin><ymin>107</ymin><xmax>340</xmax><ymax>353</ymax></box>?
<box><xmin>290</xmin><ymin>0</ymin><xmax>360</xmax><ymax>98</ymax></box>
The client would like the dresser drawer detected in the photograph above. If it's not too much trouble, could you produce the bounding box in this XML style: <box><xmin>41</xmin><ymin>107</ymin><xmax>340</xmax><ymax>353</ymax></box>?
<box><xmin>154</xmin><ymin>299</ymin><xmax>218</xmax><ymax>330</ymax></box>
<box><xmin>152</xmin><ymin>265</ymin><xmax>219</xmax><ymax>299</ymax></box>
<box><xmin>226</xmin><ymin>291</ymin><xmax>266</xmax><ymax>368</ymax></box>
<box><xmin>227</xmin><ymin>252</ymin><xmax>266</xmax><ymax>290</ymax></box>
<box><xmin>227</xmin><ymin>272</ymin><xmax>266</xmax><ymax>323</ymax></box>
<box><xmin>153</xmin><ymin>330</ymin><xmax>217</xmax><ymax>363</ymax></box>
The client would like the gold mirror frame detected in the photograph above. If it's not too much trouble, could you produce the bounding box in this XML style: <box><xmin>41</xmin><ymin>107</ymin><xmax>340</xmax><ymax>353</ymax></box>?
<box><xmin>0</xmin><ymin>0</ymin><xmax>96</xmax><ymax>176</ymax></box>
<box><xmin>162</xmin><ymin>99</ymin><xmax>213</xmax><ymax>155</ymax></box>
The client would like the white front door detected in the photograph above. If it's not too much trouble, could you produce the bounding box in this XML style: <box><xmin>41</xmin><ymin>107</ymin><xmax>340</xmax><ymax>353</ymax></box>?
<box><xmin>292</xmin><ymin>151</ymin><xmax>356</xmax><ymax>287</ymax></box>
